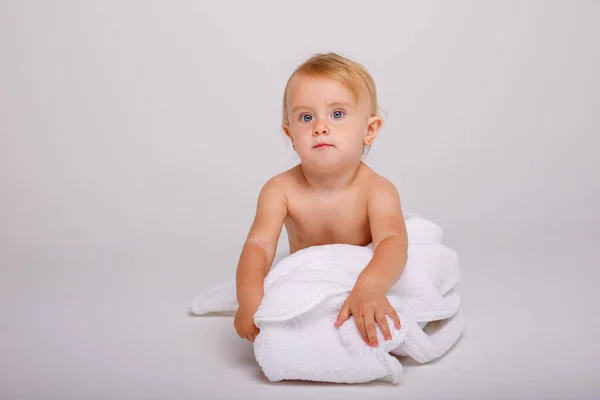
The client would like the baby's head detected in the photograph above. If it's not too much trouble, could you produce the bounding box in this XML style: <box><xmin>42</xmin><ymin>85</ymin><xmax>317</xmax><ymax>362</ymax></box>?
<box><xmin>282</xmin><ymin>53</ymin><xmax>383</xmax><ymax>168</ymax></box>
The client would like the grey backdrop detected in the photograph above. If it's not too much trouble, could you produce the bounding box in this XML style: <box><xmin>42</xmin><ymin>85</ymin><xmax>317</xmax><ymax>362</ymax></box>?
<box><xmin>1</xmin><ymin>1</ymin><xmax>599</xmax><ymax>399</ymax></box>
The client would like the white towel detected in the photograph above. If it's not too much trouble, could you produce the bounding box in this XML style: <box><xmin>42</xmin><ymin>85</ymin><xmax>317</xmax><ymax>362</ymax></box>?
<box><xmin>190</xmin><ymin>213</ymin><xmax>464</xmax><ymax>384</ymax></box>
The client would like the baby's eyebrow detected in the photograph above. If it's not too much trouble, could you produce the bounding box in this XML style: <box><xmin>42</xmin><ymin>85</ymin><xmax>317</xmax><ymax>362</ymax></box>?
<box><xmin>327</xmin><ymin>101</ymin><xmax>353</xmax><ymax>109</ymax></box>
<box><xmin>291</xmin><ymin>101</ymin><xmax>354</xmax><ymax>114</ymax></box>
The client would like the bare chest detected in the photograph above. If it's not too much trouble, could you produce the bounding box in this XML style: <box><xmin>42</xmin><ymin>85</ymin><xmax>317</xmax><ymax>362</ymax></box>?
<box><xmin>283</xmin><ymin>193</ymin><xmax>372</xmax><ymax>253</ymax></box>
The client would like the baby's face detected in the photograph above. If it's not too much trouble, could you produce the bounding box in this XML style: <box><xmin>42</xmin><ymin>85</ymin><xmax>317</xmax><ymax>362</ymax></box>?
<box><xmin>283</xmin><ymin>74</ymin><xmax>375</xmax><ymax>169</ymax></box>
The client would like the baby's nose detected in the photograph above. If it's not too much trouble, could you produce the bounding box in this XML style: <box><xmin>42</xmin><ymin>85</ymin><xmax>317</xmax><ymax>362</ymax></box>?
<box><xmin>313</xmin><ymin>125</ymin><xmax>329</xmax><ymax>136</ymax></box>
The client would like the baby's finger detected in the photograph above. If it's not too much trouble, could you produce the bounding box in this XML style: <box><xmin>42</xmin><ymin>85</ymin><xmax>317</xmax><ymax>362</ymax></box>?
<box><xmin>388</xmin><ymin>307</ymin><xmax>401</xmax><ymax>329</ymax></box>
<box><xmin>334</xmin><ymin>302</ymin><xmax>351</xmax><ymax>327</ymax></box>
<box><xmin>375</xmin><ymin>310</ymin><xmax>392</xmax><ymax>340</ymax></box>
<box><xmin>355</xmin><ymin>315</ymin><xmax>369</xmax><ymax>344</ymax></box>
<box><xmin>363</xmin><ymin>314</ymin><xmax>378</xmax><ymax>346</ymax></box>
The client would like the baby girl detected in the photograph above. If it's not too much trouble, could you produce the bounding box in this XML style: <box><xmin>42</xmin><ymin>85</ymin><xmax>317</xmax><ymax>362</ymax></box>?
<box><xmin>234</xmin><ymin>53</ymin><xmax>408</xmax><ymax>349</ymax></box>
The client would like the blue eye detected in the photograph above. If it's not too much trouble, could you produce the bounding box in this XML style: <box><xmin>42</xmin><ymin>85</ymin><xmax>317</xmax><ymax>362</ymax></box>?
<box><xmin>332</xmin><ymin>110</ymin><xmax>345</xmax><ymax>119</ymax></box>
<box><xmin>301</xmin><ymin>114</ymin><xmax>313</xmax><ymax>122</ymax></box>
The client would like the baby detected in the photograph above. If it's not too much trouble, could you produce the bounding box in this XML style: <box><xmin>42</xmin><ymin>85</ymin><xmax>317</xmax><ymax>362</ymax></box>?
<box><xmin>234</xmin><ymin>53</ymin><xmax>408</xmax><ymax>349</ymax></box>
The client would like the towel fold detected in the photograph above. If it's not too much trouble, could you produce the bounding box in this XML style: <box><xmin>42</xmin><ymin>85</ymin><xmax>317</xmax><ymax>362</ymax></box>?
<box><xmin>190</xmin><ymin>213</ymin><xmax>464</xmax><ymax>384</ymax></box>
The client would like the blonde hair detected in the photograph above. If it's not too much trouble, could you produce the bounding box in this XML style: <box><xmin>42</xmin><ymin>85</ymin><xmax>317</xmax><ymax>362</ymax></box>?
<box><xmin>281</xmin><ymin>52</ymin><xmax>380</xmax><ymax>126</ymax></box>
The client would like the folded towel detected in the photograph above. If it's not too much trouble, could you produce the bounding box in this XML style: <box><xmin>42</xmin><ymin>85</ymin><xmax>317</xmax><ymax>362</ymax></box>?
<box><xmin>190</xmin><ymin>213</ymin><xmax>464</xmax><ymax>384</ymax></box>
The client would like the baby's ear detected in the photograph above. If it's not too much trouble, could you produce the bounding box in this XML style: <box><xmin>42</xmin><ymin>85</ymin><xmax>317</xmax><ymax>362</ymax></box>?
<box><xmin>282</xmin><ymin>124</ymin><xmax>292</xmax><ymax>140</ymax></box>
<box><xmin>282</xmin><ymin>124</ymin><xmax>295</xmax><ymax>149</ymax></box>
<box><xmin>364</xmin><ymin>115</ymin><xmax>382</xmax><ymax>145</ymax></box>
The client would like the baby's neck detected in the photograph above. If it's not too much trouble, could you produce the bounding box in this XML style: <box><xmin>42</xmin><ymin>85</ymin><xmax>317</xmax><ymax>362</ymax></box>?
<box><xmin>299</xmin><ymin>161</ymin><xmax>363</xmax><ymax>191</ymax></box>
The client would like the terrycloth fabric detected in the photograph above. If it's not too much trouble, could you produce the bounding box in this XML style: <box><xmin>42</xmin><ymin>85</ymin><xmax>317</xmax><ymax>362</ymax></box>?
<box><xmin>190</xmin><ymin>213</ymin><xmax>464</xmax><ymax>384</ymax></box>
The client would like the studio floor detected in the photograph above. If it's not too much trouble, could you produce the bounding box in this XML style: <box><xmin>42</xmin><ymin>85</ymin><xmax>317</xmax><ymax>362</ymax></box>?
<box><xmin>1</xmin><ymin>231</ymin><xmax>599</xmax><ymax>399</ymax></box>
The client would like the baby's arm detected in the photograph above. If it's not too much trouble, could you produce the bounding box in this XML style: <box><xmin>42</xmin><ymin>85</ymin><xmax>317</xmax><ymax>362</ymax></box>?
<box><xmin>358</xmin><ymin>177</ymin><xmax>408</xmax><ymax>291</ymax></box>
<box><xmin>234</xmin><ymin>177</ymin><xmax>287</xmax><ymax>339</ymax></box>
<box><xmin>334</xmin><ymin>177</ymin><xmax>407</xmax><ymax>346</ymax></box>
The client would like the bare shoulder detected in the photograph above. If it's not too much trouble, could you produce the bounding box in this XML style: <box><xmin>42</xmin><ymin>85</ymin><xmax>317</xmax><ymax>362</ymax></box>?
<box><xmin>359</xmin><ymin>165</ymin><xmax>400</xmax><ymax>199</ymax></box>
<box><xmin>361</xmin><ymin>167</ymin><xmax>402</xmax><ymax>213</ymax></box>
<box><xmin>255</xmin><ymin>166</ymin><xmax>305</xmax><ymax>217</ymax></box>
<box><xmin>372</xmin><ymin>175</ymin><xmax>400</xmax><ymax>198</ymax></box>
<box><xmin>256</xmin><ymin>173</ymin><xmax>288</xmax><ymax>212</ymax></box>
<box><xmin>260</xmin><ymin>166</ymin><xmax>299</xmax><ymax>197</ymax></box>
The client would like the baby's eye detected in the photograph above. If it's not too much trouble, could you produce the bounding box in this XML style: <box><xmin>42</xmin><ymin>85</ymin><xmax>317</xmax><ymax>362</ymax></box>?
<box><xmin>332</xmin><ymin>110</ymin><xmax>345</xmax><ymax>119</ymax></box>
<box><xmin>300</xmin><ymin>114</ymin><xmax>313</xmax><ymax>123</ymax></box>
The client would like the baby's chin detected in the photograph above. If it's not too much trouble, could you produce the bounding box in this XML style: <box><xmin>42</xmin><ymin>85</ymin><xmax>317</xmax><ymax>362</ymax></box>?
<box><xmin>301</xmin><ymin>151</ymin><xmax>361</xmax><ymax>168</ymax></box>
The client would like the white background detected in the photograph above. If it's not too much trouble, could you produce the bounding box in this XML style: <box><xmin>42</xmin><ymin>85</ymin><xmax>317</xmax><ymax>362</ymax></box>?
<box><xmin>1</xmin><ymin>1</ymin><xmax>599</xmax><ymax>398</ymax></box>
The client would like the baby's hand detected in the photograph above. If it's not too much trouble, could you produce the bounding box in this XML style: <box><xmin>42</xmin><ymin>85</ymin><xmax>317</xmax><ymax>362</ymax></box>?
<box><xmin>334</xmin><ymin>282</ymin><xmax>401</xmax><ymax>347</ymax></box>
<box><xmin>234</xmin><ymin>304</ymin><xmax>260</xmax><ymax>342</ymax></box>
